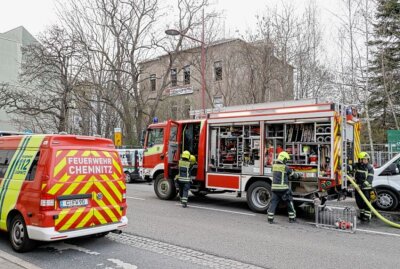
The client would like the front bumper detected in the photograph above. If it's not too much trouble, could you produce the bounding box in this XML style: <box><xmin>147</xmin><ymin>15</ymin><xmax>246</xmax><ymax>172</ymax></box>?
<box><xmin>27</xmin><ymin>216</ymin><xmax>128</xmax><ymax>241</ymax></box>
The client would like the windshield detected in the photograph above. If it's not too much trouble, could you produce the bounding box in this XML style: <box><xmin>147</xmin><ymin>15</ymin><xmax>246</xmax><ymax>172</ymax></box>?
<box><xmin>146</xmin><ymin>128</ymin><xmax>164</xmax><ymax>147</ymax></box>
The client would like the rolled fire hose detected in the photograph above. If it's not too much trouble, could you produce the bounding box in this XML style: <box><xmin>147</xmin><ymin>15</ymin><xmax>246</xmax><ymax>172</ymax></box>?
<box><xmin>346</xmin><ymin>175</ymin><xmax>400</xmax><ymax>229</ymax></box>
<box><xmin>324</xmin><ymin>136</ymin><xmax>331</xmax><ymax>143</ymax></box>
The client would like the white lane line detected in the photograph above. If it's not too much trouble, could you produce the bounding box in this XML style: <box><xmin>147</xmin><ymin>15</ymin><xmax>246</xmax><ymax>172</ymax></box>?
<box><xmin>107</xmin><ymin>258</ymin><xmax>138</xmax><ymax>269</ymax></box>
<box><xmin>307</xmin><ymin>222</ymin><xmax>400</xmax><ymax>238</ymax></box>
<box><xmin>175</xmin><ymin>203</ymin><xmax>256</xmax><ymax>216</ymax></box>
<box><xmin>41</xmin><ymin>242</ymin><xmax>100</xmax><ymax>255</ymax></box>
<box><xmin>220</xmin><ymin>194</ymin><xmax>240</xmax><ymax>198</ymax></box>
<box><xmin>126</xmin><ymin>196</ymin><xmax>146</xmax><ymax>200</ymax></box>
<box><xmin>356</xmin><ymin>228</ymin><xmax>400</xmax><ymax>237</ymax></box>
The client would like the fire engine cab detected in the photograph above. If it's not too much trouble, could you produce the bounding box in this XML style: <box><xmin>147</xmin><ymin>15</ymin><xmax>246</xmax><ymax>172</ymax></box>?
<box><xmin>142</xmin><ymin>99</ymin><xmax>360</xmax><ymax>213</ymax></box>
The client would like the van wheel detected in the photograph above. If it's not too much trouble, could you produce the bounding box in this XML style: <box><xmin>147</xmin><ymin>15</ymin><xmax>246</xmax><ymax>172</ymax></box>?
<box><xmin>125</xmin><ymin>172</ymin><xmax>133</xmax><ymax>184</ymax></box>
<box><xmin>154</xmin><ymin>174</ymin><xmax>176</xmax><ymax>200</ymax></box>
<box><xmin>9</xmin><ymin>214</ymin><xmax>35</xmax><ymax>252</ymax></box>
<box><xmin>247</xmin><ymin>181</ymin><xmax>272</xmax><ymax>213</ymax></box>
<box><xmin>374</xmin><ymin>189</ymin><xmax>399</xmax><ymax>211</ymax></box>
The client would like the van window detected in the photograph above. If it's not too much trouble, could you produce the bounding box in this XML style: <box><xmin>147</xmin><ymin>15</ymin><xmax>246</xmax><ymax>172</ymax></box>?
<box><xmin>26</xmin><ymin>152</ymin><xmax>40</xmax><ymax>181</ymax></box>
<box><xmin>0</xmin><ymin>150</ymin><xmax>16</xmax><ymax>179</ymax></box>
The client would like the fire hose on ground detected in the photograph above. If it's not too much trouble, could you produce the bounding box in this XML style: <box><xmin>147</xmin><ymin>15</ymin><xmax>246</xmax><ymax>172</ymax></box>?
<box><xmin>346</xmin><ymin>175</ymin><xmax>400</xmax><ymax>229</ymax></box>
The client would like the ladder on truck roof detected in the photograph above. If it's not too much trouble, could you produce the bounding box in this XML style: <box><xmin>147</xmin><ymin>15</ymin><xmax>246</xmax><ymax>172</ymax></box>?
<box><xmin>190</xmin><ymin>98</ymin><xmax>325</xmax><ymax>119</ymax></box>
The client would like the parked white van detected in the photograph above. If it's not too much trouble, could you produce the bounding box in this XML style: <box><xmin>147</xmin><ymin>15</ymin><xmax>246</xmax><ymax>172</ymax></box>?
<box><xmin>373</xmin><ymin>153</ymin><xmax>400</xmax><ymax>211</ymax></box>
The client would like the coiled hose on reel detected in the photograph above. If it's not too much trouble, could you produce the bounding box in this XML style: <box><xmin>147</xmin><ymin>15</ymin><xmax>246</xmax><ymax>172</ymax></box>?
<box><xmin>346</xmin><ymin>175</ymin><xmax>400</xmax><ymax>229</ymax></box>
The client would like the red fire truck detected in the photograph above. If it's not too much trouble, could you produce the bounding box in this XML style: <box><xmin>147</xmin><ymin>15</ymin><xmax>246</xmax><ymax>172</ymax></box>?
<box><xmin>142</xmin><ymin>99</ymin><xmax>361</xmax><ymax>212</ymax></box>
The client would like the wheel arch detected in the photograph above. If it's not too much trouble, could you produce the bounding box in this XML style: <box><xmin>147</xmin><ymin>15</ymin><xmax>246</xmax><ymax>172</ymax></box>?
<box><xmin>244</xmin><ymin>177</ymin><xmax>272</xmax><ymax>192</ymax></box>
<box><xmin>374</xmin><ymin>185</ymin><xmax>400</xmax><ymax>199</ymax></box>
<box><xmin>7</xmin><ymin>209</ymin><xmax>23</xmax><ymax>232</ymax></box>
<box><xmin>150</xmin><ymin>163</ymin><xmax>165</xmax><ymax>179</ymax></box>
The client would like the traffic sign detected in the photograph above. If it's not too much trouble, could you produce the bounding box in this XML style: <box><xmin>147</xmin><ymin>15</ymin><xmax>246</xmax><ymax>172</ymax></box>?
<box><xmin>387</xmin><ymin>130</ymin><xmax>400</xmax><ymax>152</ymax></box>
<box><xmin>114</xmin><ymin>128</ymin><xmax>122</xmax><ymax>147</ymax></box>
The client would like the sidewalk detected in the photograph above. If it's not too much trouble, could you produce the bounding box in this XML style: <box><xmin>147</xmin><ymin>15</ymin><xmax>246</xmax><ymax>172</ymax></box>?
<box><xmin>0</xmin><ymin>250</ymin><xmax>42</xmax><ymax>269</ymax></box>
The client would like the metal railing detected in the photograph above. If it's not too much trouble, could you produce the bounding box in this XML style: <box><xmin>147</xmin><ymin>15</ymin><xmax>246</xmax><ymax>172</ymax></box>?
<box><xmin>361</xmin><ymin>144</ymin><xmax>400</xmax><ymax>167</ymax></box>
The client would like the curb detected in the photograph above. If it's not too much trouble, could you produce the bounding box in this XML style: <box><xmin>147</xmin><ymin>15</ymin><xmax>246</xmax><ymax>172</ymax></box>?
<box><xmin>0</xmin><ymin>250</ymin><xmax>42</xmax><ymax>269</ymax></box>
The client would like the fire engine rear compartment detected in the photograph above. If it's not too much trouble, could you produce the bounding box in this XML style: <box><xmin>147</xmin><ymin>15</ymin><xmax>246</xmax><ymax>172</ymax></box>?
<box><xmin>203</xmin><ymin>100</ymin><xmax>357</xmax><ymax>202</ymax></box>
<box><xmin>207</xmin><ymin>120</ymin><xmax>337</xmax><ymax>195</ymax></box>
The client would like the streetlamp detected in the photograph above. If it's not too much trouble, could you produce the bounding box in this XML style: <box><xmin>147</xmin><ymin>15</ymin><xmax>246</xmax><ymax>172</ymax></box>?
<box><xmin>165</xmin><ymin>10</ymin><xmax>206</xmax><ymax>115</ymax></box>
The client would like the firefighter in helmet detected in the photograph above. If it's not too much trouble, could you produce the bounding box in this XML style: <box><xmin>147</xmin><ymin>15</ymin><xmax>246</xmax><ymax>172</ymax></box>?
<box><xmin>267</xmin><ymin>151</ymin><xmax>301</xmax><ymax>224</ymax></box>
<box><xmin>177</xmin><ymin>150</ymin><xmax>196</xmax><ymax>208</ymax></box>
<box><xmin>353</xmin><ymin>152</ymin><xmax>374</xmax><ymax>221</ymax></box>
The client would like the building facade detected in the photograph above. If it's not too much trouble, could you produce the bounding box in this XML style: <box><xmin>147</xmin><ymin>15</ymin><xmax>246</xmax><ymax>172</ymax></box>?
<box><xmin>0</xmin><ymin>26</ymin><xmax>37</xmax><ymax>131</ymax></box>
<box><xmin>139</xmin><ymin>39</ymin><xmax>294</xmax><ymax>121</ymax></box>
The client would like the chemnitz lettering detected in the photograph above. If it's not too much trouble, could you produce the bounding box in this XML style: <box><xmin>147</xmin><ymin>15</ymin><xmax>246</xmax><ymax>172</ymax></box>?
<box><xmin>67</xmin><ymin>157</ymin><xmax>113</xmax><ymax>175</ymax></box>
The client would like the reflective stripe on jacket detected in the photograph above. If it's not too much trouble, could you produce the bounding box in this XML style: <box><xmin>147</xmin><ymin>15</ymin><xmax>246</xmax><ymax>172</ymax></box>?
<box><xmin>178</xmin><ymin>159</ymin><xmax>192</xmax><ymax>182</ymax></box>
<box><xmin>271</xmin><ymin>161</ymin><xmax>293</xmax><ymax>190</ymax></box>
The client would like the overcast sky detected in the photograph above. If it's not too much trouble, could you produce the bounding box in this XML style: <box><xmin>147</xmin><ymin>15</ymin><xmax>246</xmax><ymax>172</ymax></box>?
<box><xmin>0</xmin><ymin>0</ymin><xmax>342</xmax><ymax>36</ymax></box>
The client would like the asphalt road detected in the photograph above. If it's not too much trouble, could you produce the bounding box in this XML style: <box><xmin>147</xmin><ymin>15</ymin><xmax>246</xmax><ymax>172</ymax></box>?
<box><xmin>1</xmin><ymin>182</ymin><xmax>399</xmax><ymax>269</ymax></box>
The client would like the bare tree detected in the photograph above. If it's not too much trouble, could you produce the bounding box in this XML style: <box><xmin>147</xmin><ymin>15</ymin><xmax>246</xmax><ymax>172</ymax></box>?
<box><xmin>58</xmin><ymin>0</ymin><xmax>159</xmax><ymax>144</ymax></box>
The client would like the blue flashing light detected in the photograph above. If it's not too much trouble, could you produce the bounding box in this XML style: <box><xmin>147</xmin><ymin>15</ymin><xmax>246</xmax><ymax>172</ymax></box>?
<box><xmin>153</xmin><ymin>117</ymin><xmax>159</xmax><ymax>123</ymax></box>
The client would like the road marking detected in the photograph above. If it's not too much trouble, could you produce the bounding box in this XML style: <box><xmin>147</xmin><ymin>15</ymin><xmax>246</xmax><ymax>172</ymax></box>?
<box><xmin>175</xmin><ymin>204</ymin><xmax>256</xmax><ymax>216</ymax></box>
<box><xmin>107</xmin><ymin>259</ymin><xmax>138</xmax><ymax>269</ymax></box>
<box><xmin>42</xmin><ymin>242</ymin><xmax>100</xmax><ymax>255</ymax></box>
<box><xmin>126</xmin><ymin>196</ymin><xmax>145</xmax><ymax>200</ymax></box>
<box><xmin>220</xmin><ymin>194</ymin><xmax>242</xmax><ymax>198</ymax></box>
<box><xmin>356</xmin><ymin>228</ymin><xmax>400</xmax><ymax>237</ymax></box>
<box><xmin>307</xmin><ymin>222</ymin><xmax>400</xmax><ymax>238</ymax></box>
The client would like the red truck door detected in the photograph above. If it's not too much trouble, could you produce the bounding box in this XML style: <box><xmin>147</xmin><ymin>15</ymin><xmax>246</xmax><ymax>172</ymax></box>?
<box><xmin>142</xmin><ymin>126</ymin><xmax>166</xmax><ymax>171</ymax></box>
<box><xmin>164</xmin><ymin>120</ymin><xmax>179</xmax><ymax>179</ymax></box>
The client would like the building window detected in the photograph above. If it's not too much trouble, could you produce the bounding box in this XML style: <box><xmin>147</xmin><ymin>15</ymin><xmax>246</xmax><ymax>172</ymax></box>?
<box><xmin>171</xmin><ymin>101</ymin><xmax>178</xmax><ymax>119</ymax></box>
<box><xmin>213</xmin><ymin>96</ymin><xmax>223</xmax><ymax>108</ymax></box>
<box><xmin>150</xmin><ymin>74</ymin><xmax>156</xmax><ymax>91</ymax></box>
<box><xmin>214</xmin><ymin>61</ymin><xmax>222</xmax><ymax>81</ymax></box>
<box><xmin>183</xmin><ymin>65</ymin><xmax>190</xmax><ymax>85</ymax></box>
<box><xmin>171</xmin><ymin>68</ymin><xmax>177</xmax><ymax>87</ymax></box>
<box><xmin>184</xmin><ymin>99</ymin><xmax>191</xmax><ymax>118</ymax></box>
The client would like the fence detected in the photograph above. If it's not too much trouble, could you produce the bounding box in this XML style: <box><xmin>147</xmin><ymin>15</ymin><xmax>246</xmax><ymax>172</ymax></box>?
<box><xmin>361</xmin><ymin>144</ymin><xmax>400</xmax><ymax>167</ymax></box>
<box><xmin>315</xmin><ymin>205</ymin><xmax>357</xmax><ymax>233</ymax></box>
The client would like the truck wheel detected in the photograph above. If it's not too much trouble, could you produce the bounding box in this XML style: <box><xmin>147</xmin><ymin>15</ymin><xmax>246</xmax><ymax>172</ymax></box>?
<box><xmin>247</xmin><ymin>181</ymin><xmax>272</xmax><ymax>213</ymax></box>
<box><xmin>374</xmin><ymin>189</ymin><xmax>399</xmax><ymax>211</ymax></box>
<box><xmin>154</xmin><ymin>174</ymin><xmax>176</xmax><ymax>200</ymax></box>
<box><xmin>9</xmin><ymin>214</ymin><xmax>36</xmax><ymax>252</ymax></box>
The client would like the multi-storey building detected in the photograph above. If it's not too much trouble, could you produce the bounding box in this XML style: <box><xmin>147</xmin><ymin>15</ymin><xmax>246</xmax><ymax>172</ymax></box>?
<box><xmin>139</xmin><ymin>38</ymin><xmax>294</xmax><ymax>120</ymax></box>
<box><xmin>0</xmin><ymin>26</ymin><xmax>37</xmax><ymax>131</ymax></box>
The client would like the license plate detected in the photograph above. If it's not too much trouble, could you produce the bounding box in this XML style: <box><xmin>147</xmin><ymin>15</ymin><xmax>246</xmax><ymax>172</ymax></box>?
<box><xmin>60</xmin><ymin>198</ymin><xmax>89</xmax><ymax>208</ymax></box>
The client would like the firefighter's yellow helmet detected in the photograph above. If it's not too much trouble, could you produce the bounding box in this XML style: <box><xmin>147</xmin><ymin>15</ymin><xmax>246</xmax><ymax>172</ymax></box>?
<box><xmin>358</xmin><ymin>152</ymin><xmax>370</xmax><ymax>160</ymax></box>
<box><xmin>182</xmin><ymin>150</ymin><xmax>191</xmax><ymax>160</ymax></box>
<box><xmin>189</xmin><ymin>154</ymin><xmax>196</xmax><ymax>164</ymax></box>
<box><xmin>278</xmin><ymin>151</ymin><xmax>290</xmax><ymax>163</ymax></box>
